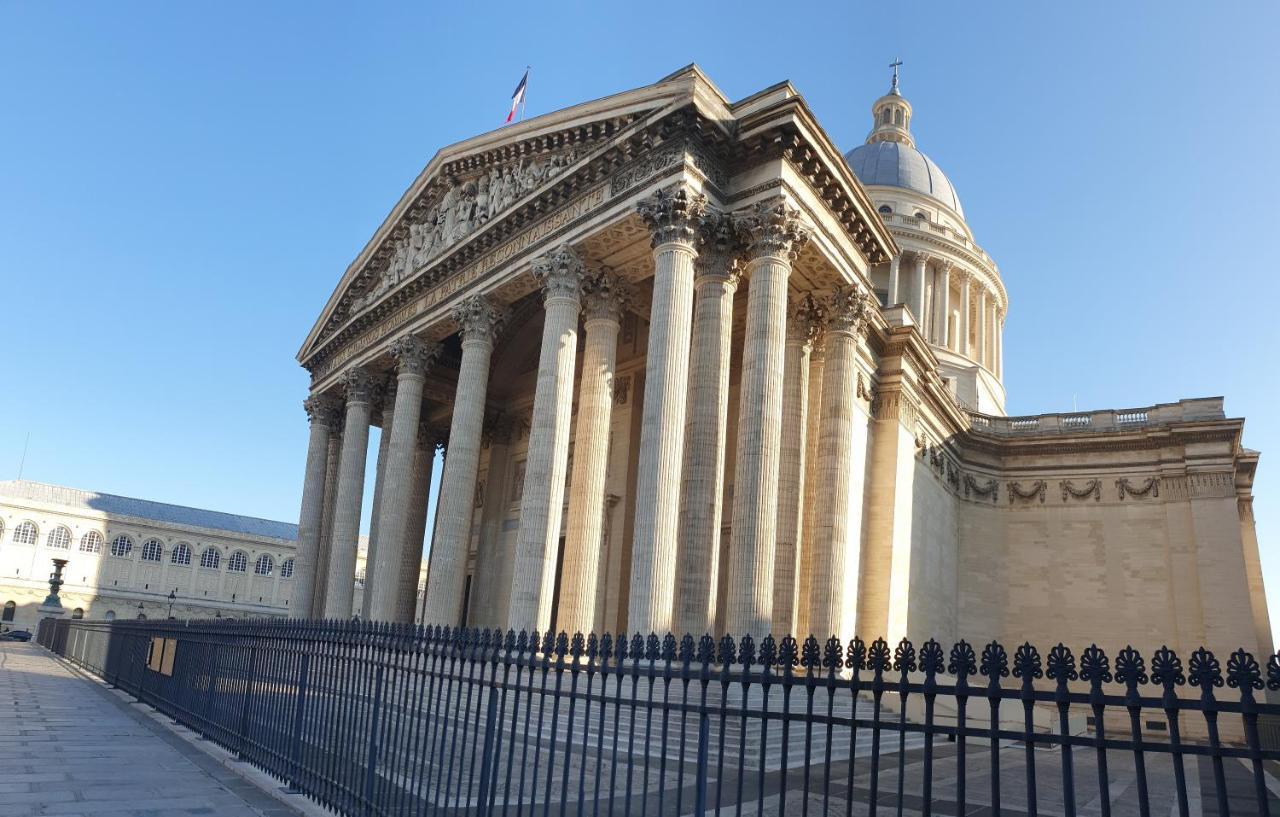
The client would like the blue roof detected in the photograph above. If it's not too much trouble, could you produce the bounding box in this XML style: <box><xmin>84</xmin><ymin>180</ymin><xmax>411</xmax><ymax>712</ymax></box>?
<box><xmin>0</xmin><ymin>480</ymin><xmax>297</xmax><ymax>541</ymax></box>
<box><xmin>844</xmin><ymin>141</ymin><xmax>964</xmax><ymax>217</ymax></box>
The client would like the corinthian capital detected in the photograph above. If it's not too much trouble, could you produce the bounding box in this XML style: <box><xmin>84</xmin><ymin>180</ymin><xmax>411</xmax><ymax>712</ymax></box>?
<box><xmin>787</xmin><ymin>293</ymin><xmax>828</xmax><ymax>347</ymax></box>
<box><xmin>303</xmin><ymin>395</ymin><xmax>342</xmax><ymax>428</ymax></box>
<box><xmin>581</xmin><ymin>268</ymin><xmax>633</xmax><ymax>323</ymax></box>
<box><xmin>734</xmin><ymin>200</ymin><xmax>811</xmax><ymax>262</ymax></box>
<box><xmin>340</xmin><ymin>367</ymin><xmax>377</xmax><ymax>404</ymax></box>
<box><xmin>637</xmin><ymin>185</ymin><xmax>707</xmax><ymax>248</ymax></box>
<box><xmin>531</xmin><ymin>243</ymin><xmax>586</xmax><ymax>303</ymax></box>
<box><xmin>390</xmin><ymin>335</ymin><xmax>441</xmax><ymax>377</ymax></box>
<box><xmin>826</xmin><ymin>286</ymin><xmax>874</xmax><ymax>338</ymax></box>
<box><xmin>693</xmin><ymin>209</ymin><xmax>743</xmax><ymax>287</ymax></box>
<box><xmin>451</xmin><ymin>294</ymin><xmax>508</xmax><ymax>345</ymax></box>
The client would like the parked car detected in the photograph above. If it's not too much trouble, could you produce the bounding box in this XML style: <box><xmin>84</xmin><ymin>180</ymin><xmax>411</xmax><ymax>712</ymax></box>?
<box><xmin>0</xmin><ymin>629</ymin><xmax>33</xmax><ymax>642</ymax></box>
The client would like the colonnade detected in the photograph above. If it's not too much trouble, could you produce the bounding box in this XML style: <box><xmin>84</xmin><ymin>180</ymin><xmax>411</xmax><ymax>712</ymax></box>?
<box><xmin>885</xmin><ymin>250</ymin><xmax>1003</xmax><ymax>376</ymax></box>
<box><xmin>292</xmin><ymin>187</ymin><xmax>879</xmax><ymax>642</ymax></box>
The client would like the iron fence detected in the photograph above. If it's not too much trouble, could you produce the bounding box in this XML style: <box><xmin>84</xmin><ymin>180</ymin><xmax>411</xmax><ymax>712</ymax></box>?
<box><xmin>36</xmin><ymin>617</ymin><xmax>1280</xmax><ymax>816</ymax></box>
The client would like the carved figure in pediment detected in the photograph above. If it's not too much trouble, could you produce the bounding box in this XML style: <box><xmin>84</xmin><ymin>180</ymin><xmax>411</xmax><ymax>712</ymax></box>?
<box><xmin>451</xmin><ymin>180</ymin><xmax>478</xmax><ymax>243</ymax></box>
<box><xmin>439</xmin><ymin>184</ymin><xmax>460</xmax><ymax>242</ymax></box>
<box><xmin>408</xmin><ymin>221</ymin><xmax>426</xmax><ymax>267</ymax></box>
<box><xmin>475</xmin><ymin>174</ymin><xmax>491</xmax><ymax>225</ymax></box>
<box><xmin>495</xmin><ymin>166</ymin><xmax>516</xmax><ymax>212</ymax></box>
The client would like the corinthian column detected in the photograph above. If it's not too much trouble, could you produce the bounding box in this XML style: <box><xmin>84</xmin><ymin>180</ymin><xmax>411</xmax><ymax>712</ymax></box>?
<box><xmin>725</xmin><ymin>200</ymin><xmax>810</xmax><ymax>638</ymax></box>
<box><xmin>673</xmin><ymin>212</ymin><xmax>739</xmax><ymax>637</ymax></box>
<box><xmin>628</xmin><ymin>185</ymin><xmax>705</xmax><ymax>635</ymax></box>
<box><xmin>323</xmin><ymin>368</ymin><xmax>376</xmax><ymax>618</ymax></box>
<box><xmin>911</xmin><ymin>252</ymin><xmax>929</xmax><ymax>328</ymax></box>
<box><xmin>508</xmin><ymin>245</ymin><xmax>586</xmax><ymax>631</ymax></box>
<box><xmin>772</xmin><ymin>295</ymin><xmax>824</xmax><ymax>637</ymax></box>
<box><xmin>958</xmin><ymin>271</ymin><xmax>972</xmax><ymax>358</ymax></box>
<box><xmin>977</xmin><ymin>288</ymin><xmax>989</xmax><ymax>369</ymax></box>
<box><xmin>557</xmin><ymin>269</ymin><xmax>630</xmax><ymax>635</ymax></box>
<box><xmin>368</xmin><ymin>336</ymin><xmax>440</xmax><ymax>622</ymax></box>
<box><xmin>397</xmin><ymin>422</ymin><xmax>442</xmax><ymax>620</ymax></box>
<box><xmin>422</xmin><ymin>295</ymin><xmax>507</xmax><ymax>625</ymax></box>
<box><xmin>293</xmin><ymin>395</ymin><xmax>341</xmax><ymax>618</ymax></box>
<box><xmin>808</xmin><ymin>288</ymin><xmax>873</xmax><ymax>640</ymax></box>
<box><xmin>360</xmin><ymin>378</ymin><xmax>394</xmax><ymax>619</ymax></box>
<box><xmin>794</xmin><ymin>334</ymin><xmax>826</xmax><ymax>638</ymax></box>
<box><xmin>312</xmin><ymin>424</ymin><xmax>342</xmax><ymax>617</ymax></box>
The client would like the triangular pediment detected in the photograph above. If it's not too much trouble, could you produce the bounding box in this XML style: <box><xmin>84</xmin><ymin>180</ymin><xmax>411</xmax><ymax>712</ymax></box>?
<box><xmin>299</xmin><ymin>66</ymin><xmax>733</xmax><ymax>367</ymax></box>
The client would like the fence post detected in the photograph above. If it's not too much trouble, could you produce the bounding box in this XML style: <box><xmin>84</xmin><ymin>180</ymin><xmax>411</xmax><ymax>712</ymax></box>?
<box><xmin>286</xmin><ymin>651</ymin><xmax>311</xmax><ymax>793</ymax></box>
<box><xmin>361</xmin><ymin>664</ymin><xmax>385</xmax><ymax>817</ymax></box>
<box><xmin>474</xmin><ymin>685</ymin><xmax>501</xmax><ymax>817</ymax></box>
<box><xmin>237</xmin><ymin>639</ymin><xmax>259</xmax><ymax>759</ymax></box>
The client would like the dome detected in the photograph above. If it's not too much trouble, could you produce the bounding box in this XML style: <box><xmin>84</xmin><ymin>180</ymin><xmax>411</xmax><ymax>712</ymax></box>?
<box><xmin>844</xmin><ymin>141</ymin><xmax>964</xmax><ymax>218</ymax></box>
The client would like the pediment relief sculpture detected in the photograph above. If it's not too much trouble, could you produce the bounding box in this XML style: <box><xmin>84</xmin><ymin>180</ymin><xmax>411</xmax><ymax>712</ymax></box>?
<box><xmin>359</xmin><ymin>149</ymin><xmax>582</xmax><ymax>310</ymax></box>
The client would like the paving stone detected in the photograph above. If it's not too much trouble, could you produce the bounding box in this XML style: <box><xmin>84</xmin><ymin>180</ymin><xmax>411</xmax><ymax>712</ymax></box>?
<box><xmin>0</xmin><ymin>642</ymin><xmax>302</xmax><ymax>816</ymax></box>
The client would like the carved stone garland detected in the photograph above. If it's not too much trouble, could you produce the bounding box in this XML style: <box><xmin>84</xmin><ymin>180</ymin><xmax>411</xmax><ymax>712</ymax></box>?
<box><xmin>964</xmin><ymin>475</ymin><xmax>1000</xmax><ymax>503</ymax></box>
<box><xmin>1061</xmin><ymin>479</ymin><xmax>1102</xmax><ymax>502</ymax></box>
<box><xmin>1117</xmin><ymin>477</ymin><xmax>1160</xmax><ymax>500</ymax></box>
<box><xmin>1007</xmin><ymin>480</ymin><xmax>1048</xmax><ymax>504</ymax></box>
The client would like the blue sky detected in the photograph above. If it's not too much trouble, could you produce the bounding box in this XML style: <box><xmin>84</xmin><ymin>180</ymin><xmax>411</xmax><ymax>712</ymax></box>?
<box><xmin>2</xmin><ymin>3</ymin><xmax>1277</xmax><ymax>635</ymax></box>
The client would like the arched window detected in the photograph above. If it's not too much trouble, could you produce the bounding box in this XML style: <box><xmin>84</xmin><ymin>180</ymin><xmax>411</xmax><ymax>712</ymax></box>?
<box><xmin>46</xmin><ymin>526</ymin><xmax>71</xmax><ymax>550</ymax></box>
<box><xmin>110</xmin><ymin>534</ymin><xmax>134</xmax><ymax>557</ymax></box>
<box><xmin>140</xmin><ymin>538</ymin><xmax>164</xmax><ymax>562</ymax></box>
<box><xmin>2</xmin><ymin>601</ymin><xmax>14</xmax><ymax>622</ymax></box>
<box><xmin>915</xmin><ymin>211</ymin><xmax>929</xmax><ymax>221</ymax></box>
<box><xmin>104</xmin><ymin>610</ymin><xmax>116</xmax><ymax>621</ymax></box>
<box><xmin>878</xmin><ymin>205</ymin><xmax>892</xmax><ymax>216</ymax></box>
<box><xmin>228</xmin><ymin>551</ymin><xmax>248</xmax><ymax>572</ymax></box>
<box><xmin>881</xmin><ymin>108</ymin><xmax>891</xmax><ymax>125</ymax></box>
<box><xmin>199</xmin><ymin>548</ymin><xmax>221</xmax><ymax>569</ymax></box>
<box><xmin>71</xmin><ymin>608</ymin><xmax>84</xmax><ymax>620</ymax></box>
<box><xmin>280</xmin><ymin>559</ymin><xmax>295</xmax><ymax>579</ymax></box>
<box><xmin>80</xmin><ymin>531</ymin><xmax>104</xmax><ymax>553</ymax></box>
<box><xmin>894</xmin><ymin>108</ymin><xmax>904</xmax><ymax>125</ymax></box>
<box><xmin>12</xmin><ymin>521</ymin><xmax>38</xmax><ymax>546</ymax></box>
<box><xmin>171</xmin><ymin>543</ymin><xmax>192</xmax><ymax>566</ymax></box>
<box><xmin>254</xmin><ymin>554</ymin><xmax>274</xmax><ymax>576</ymax></box>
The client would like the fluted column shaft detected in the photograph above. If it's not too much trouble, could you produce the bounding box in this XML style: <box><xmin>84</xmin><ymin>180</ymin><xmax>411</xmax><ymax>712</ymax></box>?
<box><xmin>628</xmin><ymin>186</ymin><xmax>704</xmax><ymax>635</ymax></box>
<box><xmin>978</xmin><ymin>289</ymin><xmax>989</xmax><ymax>370</ymax></box>
<box><xmin>996</xmin><ymin>309</ymin><xmax>1004</xmax><ymax>378</ymax></box>
<box><xmin>726</xmin><ymin>200</ymin><xmax>809</xmax><ymax>638</ymax></box>
<box><xmin>887</xmin><ymin>256</ymin><xmax>901</xmax><ymax>306</ymax></box>
<box><xmin>794</xmin><ymin>340</ymin><xmax>826</xmax><ymax>639</ymax></box>
<box><xmin>808</xmin><ymin>290</ymin><xmax>871</xmax><ymax>639</ymax></box>
<box><xmin>312</xmin><ymin>430</ymin><xmax>342</xmax><ymax>617</ymax></box>
<box><xmin>911</xmin><ymin>254</ymin><xmax>928</xmax><ymax>327</ymax></box>
<box><xmin>368</xmin><ymin>337</ymin><xmax>439</xmax><ymax>622</ymax></box>
<box><xmin>673</xmin><ymin>249</ymin><xmax>738</xmax><ymax>638</ymax></box>
<box><xmin>557</xmin><ymin>272</ymin><xmax>627</xmax><ymax>634</ymax></box>
<box><xmin>293</xmin><ymin>396</ymin><xmax>339</xmax><ymax>618</ymax></box>
<box><xmin>423</xmin><ymin>296</ymin><xmax>505</xmax><ymax>625</ymax></box>
<box><xmin>937</xmin><ymin>263</ymin><xmax>952</xmax><ymax>349</ymax></box>
<box><xmin>772</xmin><ymin>297</ymin><xmax>819</xmax><ymax>637</ymax></box>
<box><xmin>959</xmin><ymin>274</ymin><xmax>972</xmax><ymax>358</ymax></box>
<box><xmin>508</xmin><ymin>246</ymin><xmax>585</xmax><ymax>631</ymax></box>
<box><xmin>397</xmin><ymin>425</ymin><xmax>438</xmax><ymax>620</ymax></box>
<box><xmin>361</xmin><ymin>383</ymin><xmax>394</xmax><ymax>619</ymax></box>
<box><xmin>323</xmin><ymin>369</ymin><xmax>376</xmax><ymax>618</ymax></box>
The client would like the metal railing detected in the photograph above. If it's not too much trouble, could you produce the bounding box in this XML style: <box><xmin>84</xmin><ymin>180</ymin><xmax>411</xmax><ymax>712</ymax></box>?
<box><xmin>36</xmin><ymin>618</ymin><xmax>1280</xmax><ymax>816</ymax></box>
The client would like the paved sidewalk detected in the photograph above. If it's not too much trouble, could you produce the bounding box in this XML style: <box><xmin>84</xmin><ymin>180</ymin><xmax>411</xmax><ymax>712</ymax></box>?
<box><xmin>0</xmin><ymin>641</ymin><xmax>301</xmax><ymax>817</ymax></box>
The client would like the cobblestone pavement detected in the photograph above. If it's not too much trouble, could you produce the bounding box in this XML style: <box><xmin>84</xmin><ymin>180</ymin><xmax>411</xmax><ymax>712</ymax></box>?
<box><xmin>0</xmin><ymin>641</ymin><xmax>301</xmax><ymax>817</ymax></box>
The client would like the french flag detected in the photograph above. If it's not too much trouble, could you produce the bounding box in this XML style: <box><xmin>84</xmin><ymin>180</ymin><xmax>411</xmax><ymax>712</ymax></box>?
<box><xmin>506</xmin><ymin>69</ymin><xmax>529</xmax><ymax>123</ymax></box>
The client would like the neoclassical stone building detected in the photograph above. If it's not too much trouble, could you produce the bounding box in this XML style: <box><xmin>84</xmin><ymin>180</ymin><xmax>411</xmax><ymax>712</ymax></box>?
<box><xmin>0</xmin><ymin>480</ymin><xmax>297</xmax><ymax>631</ymax></box>
<box><xmin>292</xmin><ymin>66</ymin><xmax>1270</xmax><ymax>660</ymax></box>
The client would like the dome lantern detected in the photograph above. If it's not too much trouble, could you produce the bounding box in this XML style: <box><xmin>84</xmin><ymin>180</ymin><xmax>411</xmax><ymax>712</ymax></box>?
<box><xmin>867</xmin><ymin>60</ymin><xmax>914</xmax><ymax>148</ymax></box>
